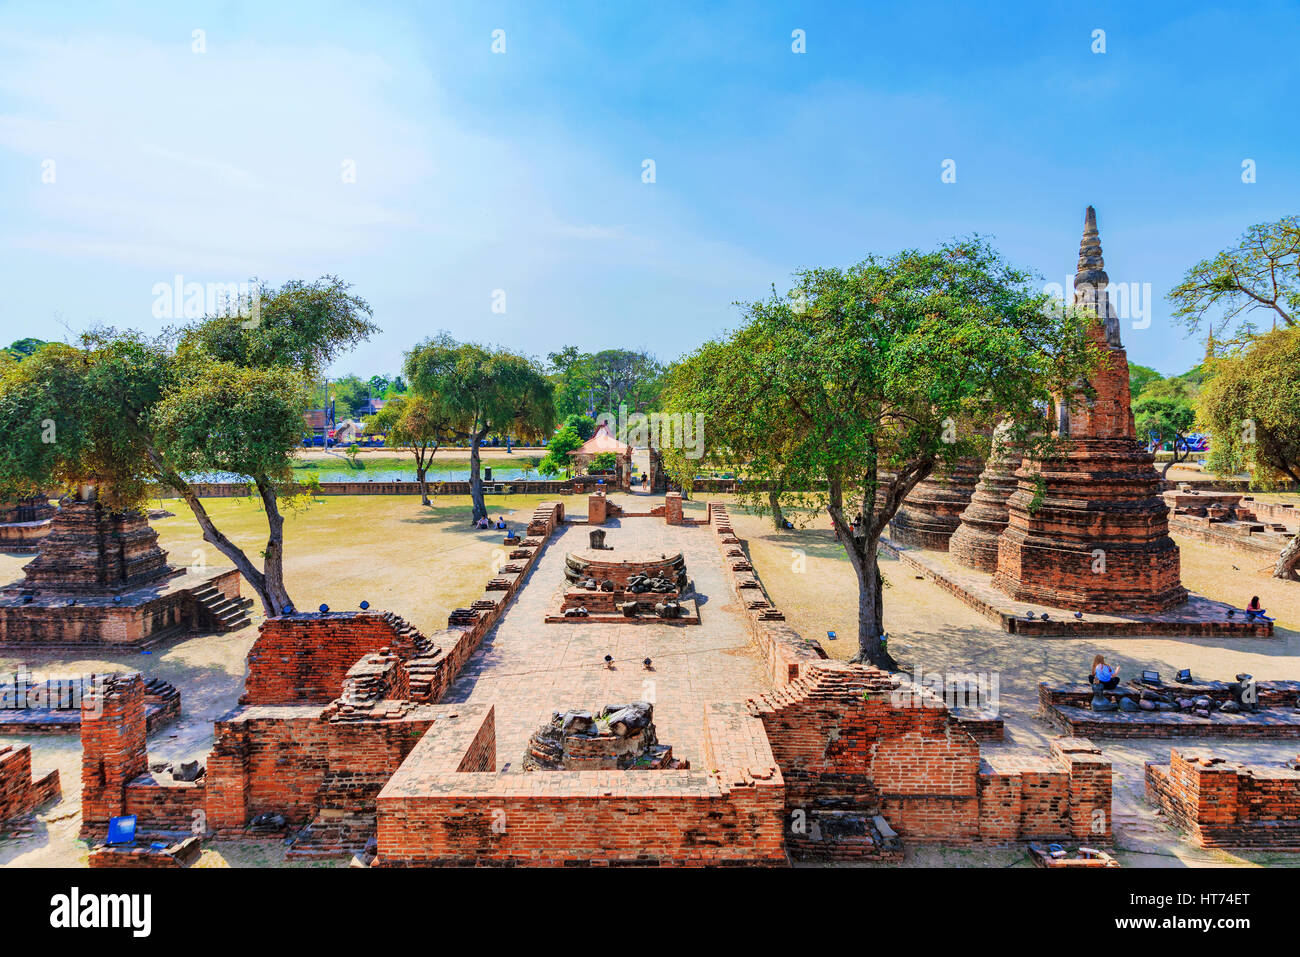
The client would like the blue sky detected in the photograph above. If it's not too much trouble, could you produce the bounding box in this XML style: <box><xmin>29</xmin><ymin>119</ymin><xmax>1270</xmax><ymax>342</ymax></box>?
<box><xmin>1</xmin><ymin>0</ymin><xmax>1296</xmax><ymax>377</ymax></box>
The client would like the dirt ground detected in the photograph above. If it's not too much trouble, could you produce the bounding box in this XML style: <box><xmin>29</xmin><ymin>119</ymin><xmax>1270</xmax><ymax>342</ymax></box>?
<box><xmin>3</xmin><ymin>489</ymin><xmax>1299</xmax><ymax>867</ymax></box>
<box><xmin>722</xmin><ymin>492</ymin><xmax>1300</xmax><ymax>867</ymax></box>
<box><xmin>0</xmin><ymin>492</ymin><xmax>555</xmax><ymax>867</ymax></box>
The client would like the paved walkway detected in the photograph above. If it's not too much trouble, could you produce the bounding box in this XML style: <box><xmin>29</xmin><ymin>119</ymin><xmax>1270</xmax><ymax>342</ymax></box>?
<box><xmin>444</xmin><ymin>515</ymin><xmax>771</xmax><ymax>770</ymax></box>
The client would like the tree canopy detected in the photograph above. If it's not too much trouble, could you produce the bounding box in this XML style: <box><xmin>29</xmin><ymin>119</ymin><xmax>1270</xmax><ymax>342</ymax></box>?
<box><xmin>547</xmin><ymin>347</ymin><xmax>664</xmax><ymax>420</ymax></box>
<box><xmin>0</xmin><ymin>277</ymin><xmax>375</xmax><ymax>616</ymax></box>
<box><xmin>405</xmin><ymin>336</ymin><xmax>554</xmax><ymax>521</ymax></box>
<box><xmin>1133</xmin><ymin>377</ymin><xmax>1199</xmax><ymax>477</ymax></box>
<box><xmin>1197</xmin><ymin>327</ymin><xmax>1300</xmax><ymax>578</ymax></box>
<box><xmin>1169</xmin><ymin>216</ymin><xmax>1300</xmax><ymax>340</ymax></box>
<box><xmin>367</xmin><ymin>393</ymin><xmax>456</xmax><ymax>504</ymax></box>
<box><xmin>661</xmin><ymin>238</ymin><xmax>1101</xmax><ymax>667</ymax></box>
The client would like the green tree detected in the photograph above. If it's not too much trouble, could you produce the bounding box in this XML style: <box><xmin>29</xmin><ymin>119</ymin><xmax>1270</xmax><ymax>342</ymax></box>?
<box><xmin>546</xmin><ymin>347</ymin><xmax>664</xmax><ymax>420</ymax></box>
<box><xmin>1169</xmin><ymin>216</ymin><xmax>1300</xmax><ymax>340</ymax></box>
<box><xmin>1133</xmin><ymin>378</ymin><xmax>1199</xmax><ymax>477</ymax></box>
<box><xmin>405</xmin><ymin>336</ymin><xmax>555</xmax><ymax>522</ymax></box>
<box><xmin>368</xmin><ymin>393</ymin><xmax>456</xmax><ymax>504</ymax></box>
<box><xmin>538</xmin><ymin>422</ymin><xmax>585</xmax><ymax>477</ymax></box>
<box><xmin>662</xmin><ymin>240</ymin><xmax>1100</xmax><ymax>668</ymax></box>
<box><xmin>0</xmin><ymin>277</ymin><xmax>376</xmax><ymax>617</ymax></box>
<box><xmin>1196</xmin><ymin>327</ymin><xmax>1300</xmax><ymax>579</ymax></box>
<box><xmin>3</xmin><ymin>338</ymin><xmax>50</xmax><ymax>363</ymax></box>
<box><xmin>661</xmin><ymin>326</ymin><xmax>800</xmax><ymax>530</ymax></box>
<box><xmin>1128</xmin><ymin>362</ymin><xmax>1163</xmax><ymax>399</ymax></box>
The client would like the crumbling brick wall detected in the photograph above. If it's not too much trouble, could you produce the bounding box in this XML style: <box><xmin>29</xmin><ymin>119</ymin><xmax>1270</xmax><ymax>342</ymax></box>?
<box><xmin>0</xmin><ymin>744</ymin><xmax>60</xmax><ymax>825</ymax></box>
<box><xmin>80</xmin><ymin>672</ymin><xmax>148</xmax><ymax>839</ymax></box>
<box><xmin>241</xmin><ymin>612</ymin><xmax>431</xmax><ymax>706</ymax></box>
<box><xmin>1146</xmin><ymin>748</ymin><xmax>1300</xmax><ymax>846</ymax></box>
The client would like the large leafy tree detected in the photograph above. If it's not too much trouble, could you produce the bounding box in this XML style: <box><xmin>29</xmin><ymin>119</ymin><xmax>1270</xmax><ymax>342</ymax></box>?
<box><xmin>547</xmin><ymin>347</ymin><xmax>664</xmax><ymax>419</ymax></box>
<box><xmin>1196</xmin><ymin>327</ymin><xmax>1300</xmax><ymax>579</ymax></box>
<box><xmin>1134</xmin><ymin>378</ymin><xmax>1199</xmax><ymax>477</ymax></box>
<box><xmin>405</xmin><ymin>336</ymin><xmax>555</xmax><ymax>522</ymax></box>
<box><xmin>3</xmin><ymin>338</ymin><xmax>51</xmax><ymax>363</ymax></box>
<box><xmin>661</xmin><ymin>327</ymin><xmax>801</xmax><ymax>530</ymax></box>
<box><xmin>662</xmin><ymin>240</ymin><xmax>1099</xmax><ymax>668</ymax></box>
<box><xmin>1169</xmin><ymin>216</ymin><xmax>1300</xmax><ymax>340</ymax></box>
<box><xmin>367</xmin><ymin>394</ymin><xmax>457</xmax><ymax>505</ymax></box>
<box><xmin>0</xmin><ymin>277</ymin><xmax>375</xmax><ymax>618</ymax></box>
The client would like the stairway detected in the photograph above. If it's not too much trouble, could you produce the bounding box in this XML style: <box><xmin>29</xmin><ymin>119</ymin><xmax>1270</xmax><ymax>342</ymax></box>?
<box><xmin>284</xmin><ymin>811</ymin><xmax>376</xmax><ymax>862</ymax></box>
<box><xmin>190</xmin><ymin>584</ymin><xmax>254</xmax><ymax>631</ymax></box>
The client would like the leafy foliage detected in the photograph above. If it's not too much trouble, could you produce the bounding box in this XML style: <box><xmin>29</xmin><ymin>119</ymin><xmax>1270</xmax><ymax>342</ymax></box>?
<box><xmin>547</xmin><ymin>347</ymin><xmax>665</xmax><ymax>420</ymax></box>
<box><xmin>1128</xmin><ymin>362</ymin><xmax>1164</xmax><ymax>399</ymax></box>
<box><xmin>1197</xmin><ymin>327</ymin><xmax>1300</xmax><ymax>487</ymax></box>
<box><xmin>1169</xmin><ymin>216</ymin><xmax>1300</xmax><ymax>339</ymax></box>
<box><xmin>1133</xmin><ymin>378</ymin><xmax>1199</xmax><ymax>476</ymax></box>
<box><xmin>405</xmin><ymin>336</ymin><xmax>555</xmax><ymax>519</ymax></box>
<box><xmin>661</xmin><ymin>238</ymin><xmax>1101</xmax><ymax>665</ymax></box>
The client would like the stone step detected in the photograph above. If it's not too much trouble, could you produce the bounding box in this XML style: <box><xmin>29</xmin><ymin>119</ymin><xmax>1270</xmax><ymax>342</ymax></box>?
<box><xmin>788</xmin><ymin>810</ymin><xmax>903</xmax><ymax>862</ymax></box>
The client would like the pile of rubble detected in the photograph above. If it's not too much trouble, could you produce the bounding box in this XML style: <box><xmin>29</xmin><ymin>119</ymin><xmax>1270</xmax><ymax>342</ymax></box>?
<box><xmin>522</xmin><ymin>702</ymin><xmax>689</xmax><ymax>771</ymax></box>
<box><xmin>1090</xmin><ymin>673</ymin><xmax>1265</xmax><ymax>717</ymax></box>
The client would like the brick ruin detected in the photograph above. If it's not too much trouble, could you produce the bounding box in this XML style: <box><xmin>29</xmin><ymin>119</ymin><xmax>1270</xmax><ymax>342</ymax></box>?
<box><xmin>522</xmin><ymin>702</ymin><xmax>689</xmax><ymax>771</ymax></box>
<box><xmin>0</xmin><ymin>743</ymin><xmax>60</xmax><ymax>829</ymax></box>
<box><xmin>1039</xmin><ymin>678</ymin><xmax>1300</xmax><ymax>739</ymax></box>
<box><xmin>888</xmin><ymin>456</ymin><xmax>984</xmax><ymax>551</ymax></box>
<box><xmin>949</xmin><ymin>424</ymin><xmax>1021</xmax><ymax>572</ymax></box>
<box><xmin>0</xmin><ymin>490</ymin><xmax>249</xmax><ymax>647</ymax></box>
<box><xmin>1163</xmin><ymin>487</ymin><xmax>1298</xmax><ymax>562</ymax></box>
<box><xmin>554</xmin><ymin>548</ymin><xmax>696</xmax><ymax>623</ymax></box>
<box><xmin>992</xmin><ymin>207</ymin><xmax>1186</xmax><ymax>612</ymax></box>
<box><xmin>1</xmin><ymin>670</ymin><xmax>181</xmax><ymax>735</ymax></box>
<box><xmin>1146</xmin><ymin>748</ymin><xmax>1300</xmax><ymax>848</ymax></box>
<box><xmin>75</xmin><ymin>498</ymin><xmax>1115</xmax><ymax>866</ymax></box>
<box><xmin>0</xmin><ymin>495</ymin><xmax>56</xmax><ymax>553</ymax></box>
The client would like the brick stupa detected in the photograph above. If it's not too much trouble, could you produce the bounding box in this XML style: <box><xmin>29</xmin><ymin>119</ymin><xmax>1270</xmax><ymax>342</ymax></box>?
<box><xmin>13</xmin><ymin>497</ymin><xmax>176</xmax><ymax>595</ymax></box>
<box><xmin>0</xmin><ymin>495</ymin><xmax>56</xmax><ymax>553</ymax></box>
<box><xmin>991</xmin><ymin>207</ymin><xmax>1186</xmax><ymax>611</ymax></box>
<box><xmin>0</xmin><ymin>485</ymin><xmax>248</xmax><ymax>647</ymax></box>
<box><xmin>949</xmin><ymin>423</ymin><xmax>1022</xmax><ymax>573</ymax></box>
<box><xmin>888</xmin><ymin>457</ymin><xmax>984</xmax><ymax>551</ymax></box>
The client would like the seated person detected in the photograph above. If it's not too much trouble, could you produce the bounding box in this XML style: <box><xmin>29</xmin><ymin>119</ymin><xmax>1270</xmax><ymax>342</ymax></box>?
<box><xmin>475</xmin><ymin>516</ymin><xmax>491</xmax><ymax>529</ymax></box>
<box><xmin>1246</xmin><ymin>596</ymin><xmax>1269</xmax><ymax>620</ymax></box>
<box><xmin>1091</xmin><ymin>654</ymin><xmax>1120</xmax><ymax>690</ymax></box>
<box><xmin>496</xmin><ymin>516</ymin><xmax>507</xmax><ymax>529</ymax></box>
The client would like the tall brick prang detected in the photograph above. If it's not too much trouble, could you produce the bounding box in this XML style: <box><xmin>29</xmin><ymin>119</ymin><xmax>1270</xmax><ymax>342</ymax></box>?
<box><xmin>993</xmin><ymin>207</ymin><xmax>1186</xmax><ymax>612</ymax></box>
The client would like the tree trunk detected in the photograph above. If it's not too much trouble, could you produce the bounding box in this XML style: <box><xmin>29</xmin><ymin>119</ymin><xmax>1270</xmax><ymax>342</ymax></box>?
<box><xmin>768</xmin><ymin>490</ymin><xmax>786</xmax><ymax>530</ymax></box>
<box><xmin>848</xmin><ymin>538</ymin><xmax>897</xmax><ymax>670</ymax></box>
<box><xmin>1274</xmin><ymin>532</ymin><xmax>1300</xmax><ymax>581</ymax></box>
<box><xmin>469</xmin><ymin>433</ymin><xmax>487</xmax><ymax>522</ymax></box>
<box><xmin>146</xmin><ymin>446</ymin><xmax>282</xmax><ymax>618</ymax></box>
<box><xmin>418</xmin><ymin>467</ymin><xmax>429</xmax><ymax>506</ymax></box>
<box><xmin>254</xmin><ymin>476</ymin><xmax>293</xmax><ymax>614</ymax></box>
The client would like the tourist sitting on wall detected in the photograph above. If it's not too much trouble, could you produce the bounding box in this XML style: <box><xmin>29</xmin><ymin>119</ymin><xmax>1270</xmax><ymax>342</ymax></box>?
<box><xmin>1245</xmin><ymin>596</ymin><xmax>1271</xmax><ymax>621</ymax></box>
<box><xmin>1091</xmin><ymin>655</ymin><xmax>1120</xmax><ymax>690</ymax></box>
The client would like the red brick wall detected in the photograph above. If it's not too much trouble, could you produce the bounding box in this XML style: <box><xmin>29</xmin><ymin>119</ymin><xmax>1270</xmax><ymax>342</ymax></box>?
<box><xmin>204</xmin><ymin>707</ymin><xmax>330</xmax><ymax>833</ymax></box>
<box><xmin>0</xmin><ymin>744</ymin><xmax>60</xmax><ymax>825</ymax></box>
<box><xmin>1145</xmin><ymin>748</ymin><xmax>1300</xmax><ymax>846</ymax></box>
<box><xmin>241</xmin><ymin>613</ymin><xmax>425</xmax><ymax>706</ymax></box>
<box><xmin>80</xmin><ymin>672</ymin><xmax>148</xmax><ymax>839</ymax></box>
<box><xmin>665</xmin><ymin>492</ymin><xmax>683</xmax><ymax>525</ymax></box>
<box><xmin>374</xmin><ymin>703</ymin><xmax>786</xmax><ymax>867</ymax></box>
<box><xmin>124</xmin><ymin>775</ymin><xmax>205</xmax><ymax>832</ymax></box>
